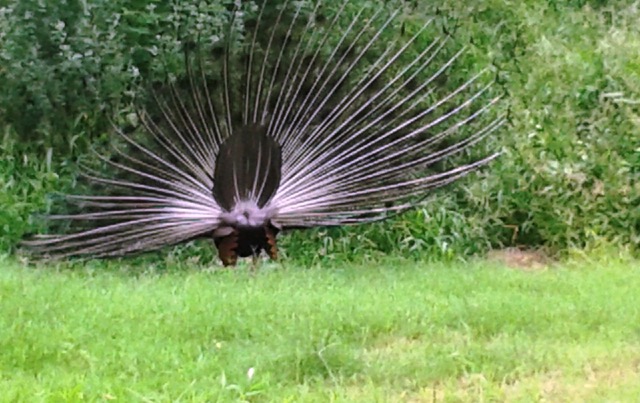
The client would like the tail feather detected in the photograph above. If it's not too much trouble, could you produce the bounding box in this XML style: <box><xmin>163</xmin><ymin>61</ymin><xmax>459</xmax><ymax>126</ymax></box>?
<box><xmin>22</xmin><ymin>0</ymin><xmax>503</xmax><ymax>261</ymax></box>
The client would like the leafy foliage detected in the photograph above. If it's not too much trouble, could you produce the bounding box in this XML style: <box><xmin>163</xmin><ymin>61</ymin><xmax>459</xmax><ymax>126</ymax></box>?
<box><xmin>0</xmin><ymin>0</ymin><xmax>638</xmax><ymax>262</ymax></box>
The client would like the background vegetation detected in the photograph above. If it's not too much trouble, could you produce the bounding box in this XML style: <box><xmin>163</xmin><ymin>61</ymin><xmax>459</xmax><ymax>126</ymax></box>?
<box><xmin>0</xmin><ymin>0</ymin><xmax>638</xmax><ymax>263</ymax></box>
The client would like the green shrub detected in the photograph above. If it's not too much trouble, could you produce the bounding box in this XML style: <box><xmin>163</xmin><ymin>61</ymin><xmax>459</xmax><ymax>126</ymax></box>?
<box><xmin>0</xmin><ymin>0</ymin><xmax>638</xmax><ymax>262</ymax></box>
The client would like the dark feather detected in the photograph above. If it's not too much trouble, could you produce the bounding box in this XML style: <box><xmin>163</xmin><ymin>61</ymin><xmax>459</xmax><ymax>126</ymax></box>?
<box><xmin>212</xmin><ymin>125</ymin><xmax>282</xmax><ymax>211</ymax></box>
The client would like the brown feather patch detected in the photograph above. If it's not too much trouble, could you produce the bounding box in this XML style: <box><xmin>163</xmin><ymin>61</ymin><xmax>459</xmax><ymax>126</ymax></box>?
<box><xmin>265</xmin><ymin>226</ymin><xmax>278</xmax><ymax>261</ymax></box>
<box><xmin>215</xmin><ymin>232</ymin><xmax>239</xmax><ymax>267</ymax></box>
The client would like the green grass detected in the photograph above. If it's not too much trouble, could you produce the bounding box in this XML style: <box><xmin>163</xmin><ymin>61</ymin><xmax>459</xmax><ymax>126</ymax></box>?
<box><xmin>2</xmin><ymin>255</ymin><xmax>639</xmax><ymax>401</ymax></box>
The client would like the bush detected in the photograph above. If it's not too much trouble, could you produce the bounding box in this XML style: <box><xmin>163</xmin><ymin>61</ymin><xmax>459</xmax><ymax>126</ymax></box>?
<box><xmin>0</xmin><ymin>0</ymin><xmax>638</xmax><ymax>262</ymax></box>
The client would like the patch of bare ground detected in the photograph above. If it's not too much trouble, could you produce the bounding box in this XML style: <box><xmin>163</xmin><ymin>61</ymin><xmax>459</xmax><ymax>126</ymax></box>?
<box><xmin>373</xmin><ymin>358</ymin><xmax>640</xmax><ymax>402</ymax></box>
<box><xmin>486</xmin><ymin>248</ymin><xmax>553</xmax><ymax>271</ymax></box>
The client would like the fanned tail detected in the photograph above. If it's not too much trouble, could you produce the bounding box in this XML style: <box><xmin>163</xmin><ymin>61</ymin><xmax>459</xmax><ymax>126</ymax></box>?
<box><xmin>23</xmin><ymin>0</ymin><xmax>502</xmax><ymax>262</ymax></box>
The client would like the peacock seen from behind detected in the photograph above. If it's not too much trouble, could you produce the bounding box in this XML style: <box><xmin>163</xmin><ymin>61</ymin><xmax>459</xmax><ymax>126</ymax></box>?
<box><xmin>24</xmin><ymin>0</ymin><xmax>504</xmax><ymax>266</ymax></box>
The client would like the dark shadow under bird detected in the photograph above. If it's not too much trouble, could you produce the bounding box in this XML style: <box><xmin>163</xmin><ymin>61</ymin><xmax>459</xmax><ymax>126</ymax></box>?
<box><xmin>23</xmin><ymin>0</ymin><xmax>504</xmax><ymax>266</ymax></box>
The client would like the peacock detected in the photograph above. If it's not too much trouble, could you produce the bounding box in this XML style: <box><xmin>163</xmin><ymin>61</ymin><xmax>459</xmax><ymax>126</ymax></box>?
<box><xmin>24</xmin><ymin>0</ymin><xmax>504</xmax><ymax>266</ymax></box>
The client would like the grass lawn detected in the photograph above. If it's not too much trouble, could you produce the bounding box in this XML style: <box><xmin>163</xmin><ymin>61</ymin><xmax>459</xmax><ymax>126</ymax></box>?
<box><xmin>1</xmin><ymin>255</ymin><xmax>639</xmax><ymax>401</ymax></box>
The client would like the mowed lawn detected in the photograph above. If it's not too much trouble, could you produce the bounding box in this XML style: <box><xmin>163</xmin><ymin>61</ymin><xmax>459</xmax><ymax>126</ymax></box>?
<box><xmin>1</xmin><ymin>256</ymin><xmax>639</xmax><ymax>401</ymax></box>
